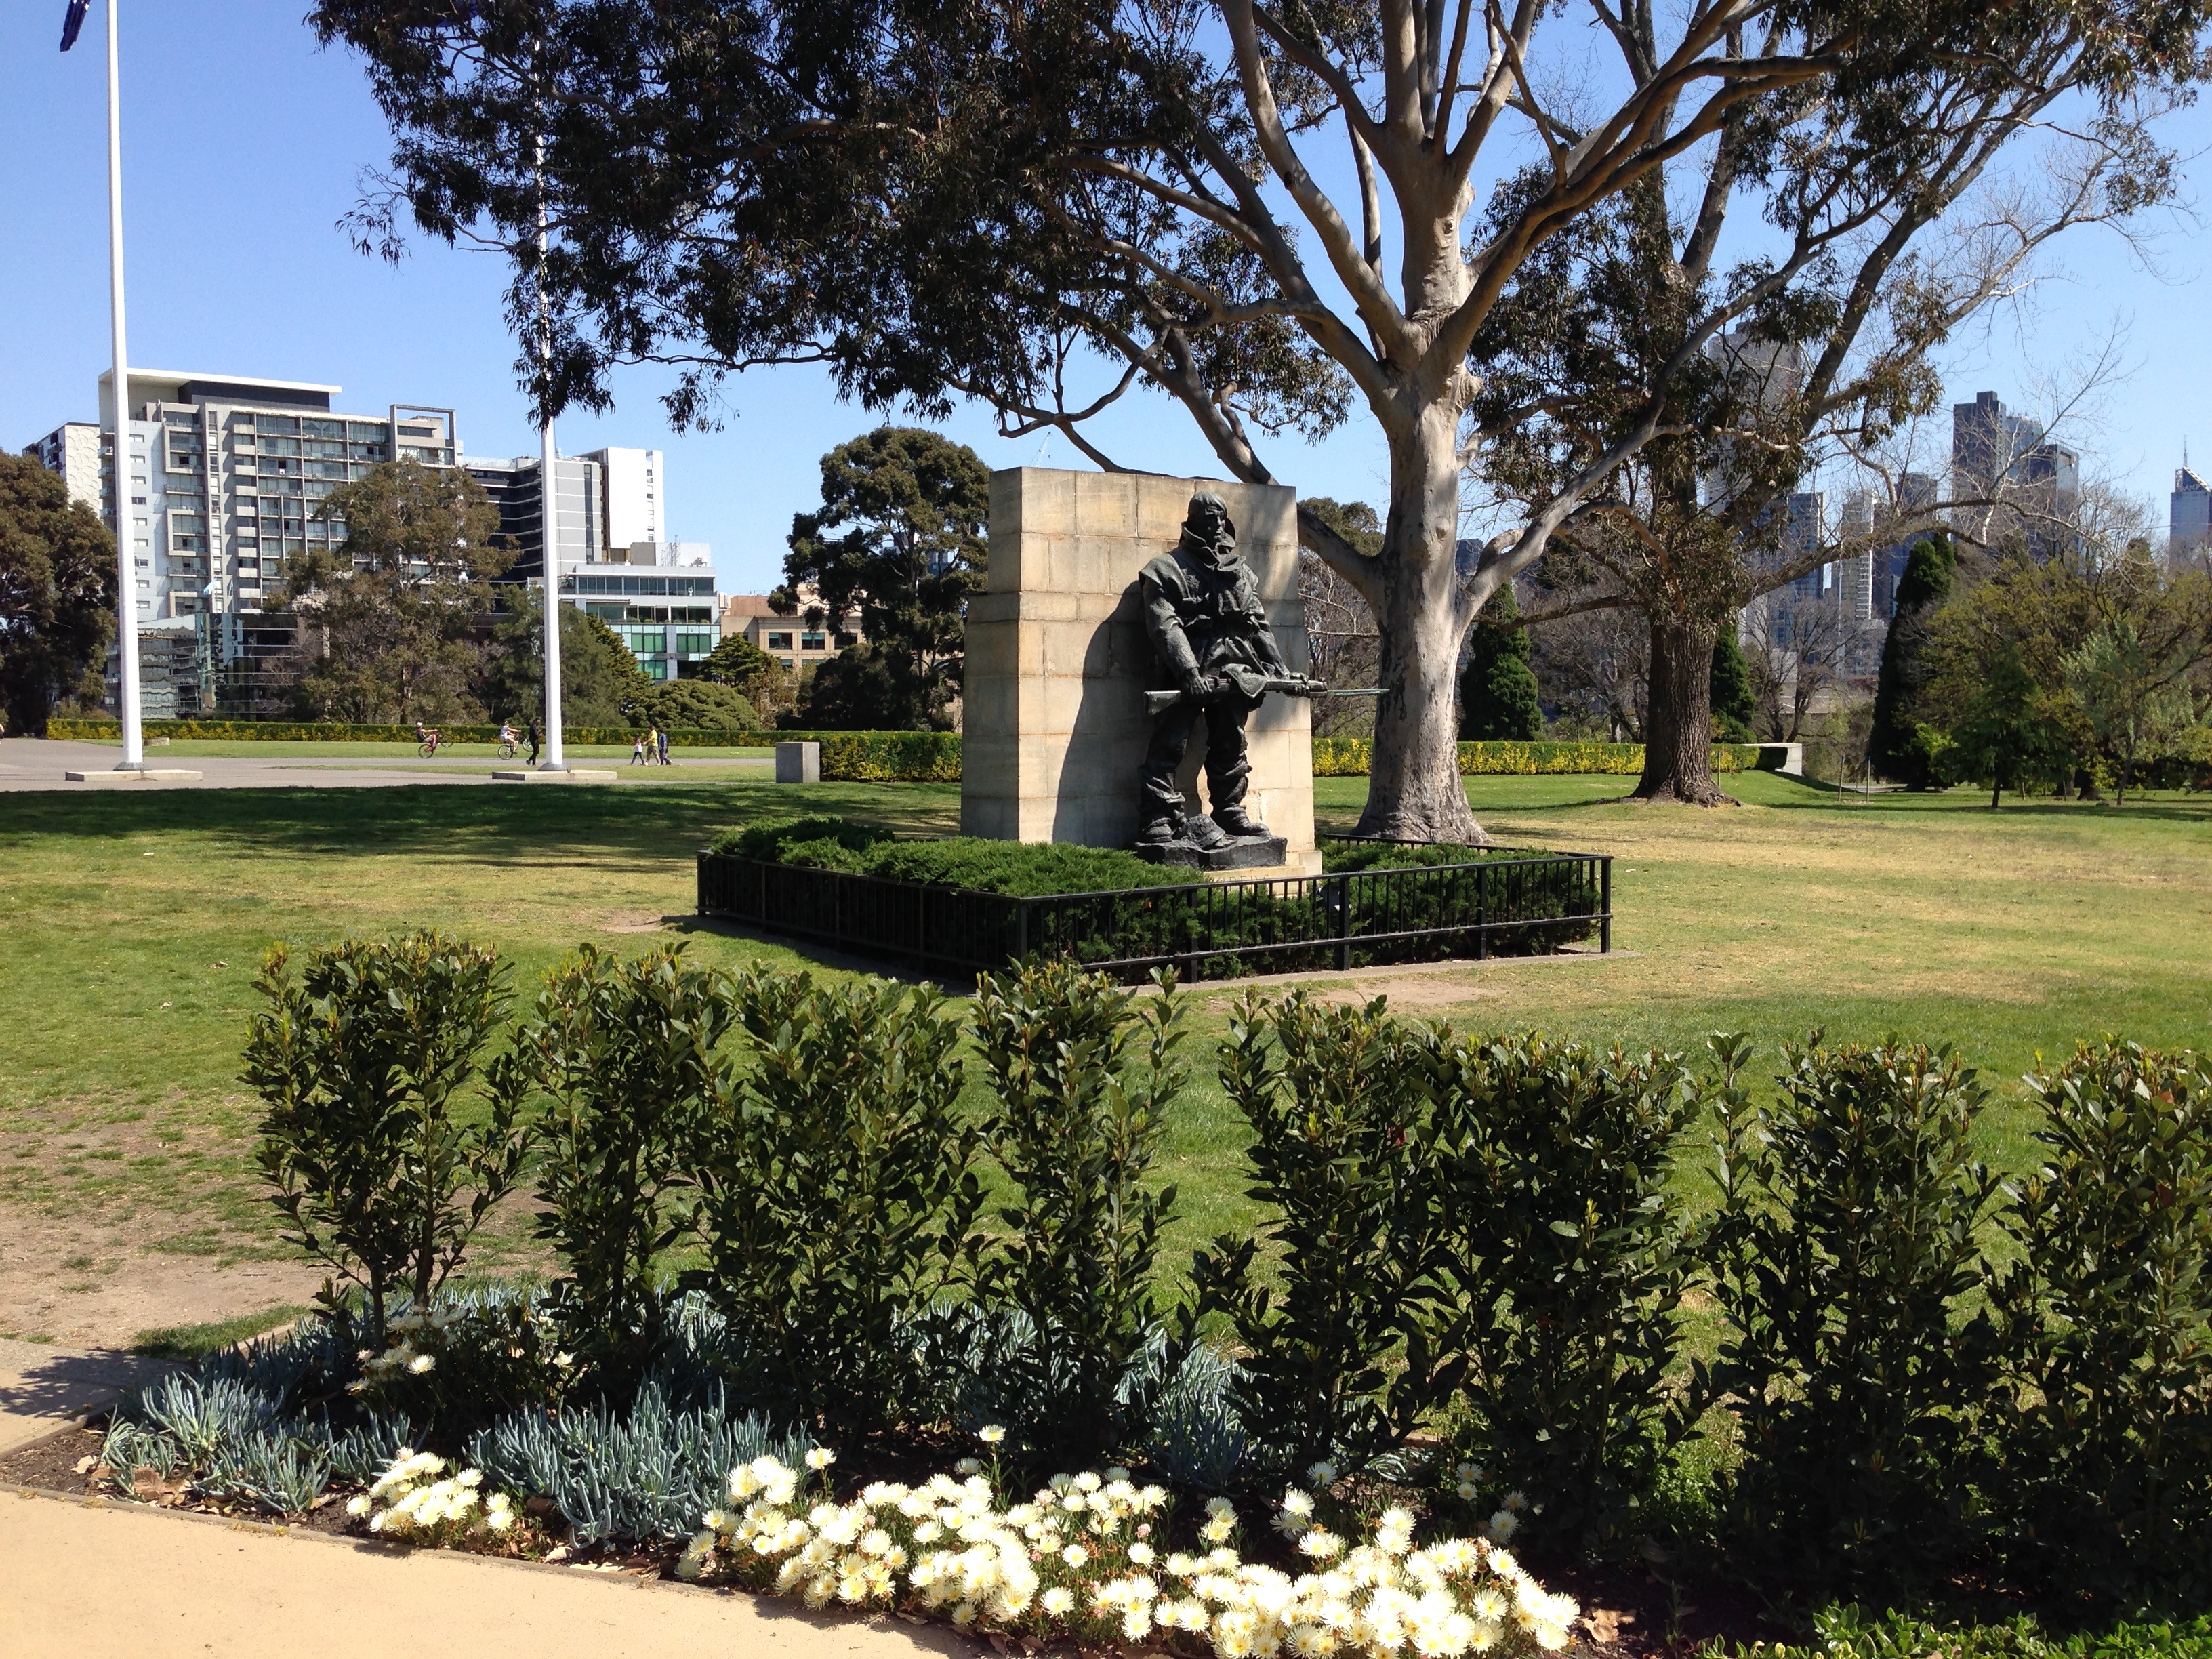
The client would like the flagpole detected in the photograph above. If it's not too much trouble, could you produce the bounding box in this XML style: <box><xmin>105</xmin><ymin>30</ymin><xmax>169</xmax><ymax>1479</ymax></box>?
<box><xmin>534</xmin><ymin>128</ymin><xmax>566</xmax><ymax>773</ymax></box>
<box><xmin>104</xmin><ymin>0</ymin><xmax>144</xmax><ymax>771</ymax></box>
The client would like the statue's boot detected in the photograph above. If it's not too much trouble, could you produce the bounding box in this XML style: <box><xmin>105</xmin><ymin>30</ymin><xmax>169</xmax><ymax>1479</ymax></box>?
<box><xmin>1212</xmin><ymin>805</ymin><xmax>1271</xmax><ymax>840</ymax></box>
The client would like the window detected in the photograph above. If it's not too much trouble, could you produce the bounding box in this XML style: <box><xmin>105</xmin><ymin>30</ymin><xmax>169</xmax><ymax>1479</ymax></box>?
<box><xmin>674</xmin><ymin>631</ymin><xmax>715</xmax><ymax>655</ymax></box>
<box><xmin>835</xmin><ymin>631</ymin><xmax>859</xmax><ymax>649</ymax></box>
<box><xmin>305</xmin><ymin>440</ymin><xmax>347</xmax><ymax>459</ymax></box>
<box><xmin>765</xmin><ymin>632</ymin><xmax>793</xmax><ymax>651</ymax></box>
<box><xmin>800</xmin><ymin>633</ymin><xmax>827</xmax><ymax>651</ymax></box>
<box><xmin>303</xmin><ymin>418</ymin><xmax>344</xmax><ymax>440</ymax></box>
<box><xmin>256</xmin><ymin>415</ymin><xmax>299</xmax><ymax>435</ymax></box>
<box><xmin>261</xmin><ymin>437</ymin><xmax>301</xmax><ymax>457</ymax></box>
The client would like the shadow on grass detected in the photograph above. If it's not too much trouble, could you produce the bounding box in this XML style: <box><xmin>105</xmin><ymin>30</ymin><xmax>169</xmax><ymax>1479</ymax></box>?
<box><xmin>0</xmin><ymin>782</ymin><xmax>965</xmax><ymax>871</ymax></box>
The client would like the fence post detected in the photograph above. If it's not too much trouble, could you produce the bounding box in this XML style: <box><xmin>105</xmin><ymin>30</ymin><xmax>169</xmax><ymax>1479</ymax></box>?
<box><xmin>1334</xmin><ymin>874</ymin><xmax>1351</xmax><ymax>972</ymax></box>
<box><xmin>1600</xmin><ymin>857</ymin><xmax>1612</xmax><ymax>954</ymax></box>
<box><xmin>1475</xmin><ymin>862</ymin><xmax>1488</xmax><ymax>961</ymax></box>
<box><xmin>1017</xmin><ymin>898</ymin><xmax>1030</xmax><ymax>963</ymax></box>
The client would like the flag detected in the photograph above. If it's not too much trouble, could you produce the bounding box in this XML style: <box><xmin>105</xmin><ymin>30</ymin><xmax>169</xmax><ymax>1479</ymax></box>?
<box><xmin>60</xmin><ymin>0</ymin><xmax>91</xmax><ymax>52</ymax></box>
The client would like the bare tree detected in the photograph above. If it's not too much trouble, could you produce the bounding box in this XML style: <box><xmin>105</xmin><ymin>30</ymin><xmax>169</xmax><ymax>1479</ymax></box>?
<box><xmin>1300</xmin><ymin>552</ymin><xmax>1382</xmax><ymax>739</ymax></box>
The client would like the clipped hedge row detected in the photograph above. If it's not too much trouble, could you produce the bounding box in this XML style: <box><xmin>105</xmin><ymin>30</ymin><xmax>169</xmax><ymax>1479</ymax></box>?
<box><xmin>1311</xmin><ymin>737</ymin><xmax>1769</xmax><ymax>776</ymax></box>
<box><xmin>789</xmin><ymin>729</ymin><xmax>962</xmax><ymax>782</ymax></box>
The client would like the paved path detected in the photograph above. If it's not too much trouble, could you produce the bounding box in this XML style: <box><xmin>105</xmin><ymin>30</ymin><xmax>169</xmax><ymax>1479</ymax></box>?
<box><xmin>0</xmin><ymin>1339</ymin><xmax>175</xmax><ymax>1456</ymax></box>
<box><xmin>0</xmin><ymin>738</ymin><xmax>771</xmax><ymax>792</ymax></box>
<box><xmin>0</xmin><ymin>1484</ymin><xmax>984</xmax><ymax>1659</ymax></box>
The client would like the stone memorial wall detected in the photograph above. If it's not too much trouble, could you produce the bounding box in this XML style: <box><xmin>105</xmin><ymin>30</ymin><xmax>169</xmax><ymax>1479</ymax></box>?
<box><xmin>960</xmin><ymin>467</ymin><xmax>1319</xmax><ymax>872</ymax></box>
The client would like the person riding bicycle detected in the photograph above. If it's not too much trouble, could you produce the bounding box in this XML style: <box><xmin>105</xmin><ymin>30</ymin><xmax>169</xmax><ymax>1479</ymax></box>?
<box><xmin>415</xmin><ymin>721</ymin><xmax>441</xmax><ymax>755</ymax></box>
<box><xmin>499</xmin><ymin>721</ymin><xmax>516</xmax><ymax>748</ymax></box>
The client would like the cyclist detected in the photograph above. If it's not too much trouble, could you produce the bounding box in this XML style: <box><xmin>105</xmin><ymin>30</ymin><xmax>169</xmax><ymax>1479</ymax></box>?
<box><xmin>415</xmin><ymin>722</ymin><xmax>441</xmax><ymax>757</ymax></box>
<box><xmin>497</xmin><ymin>720</ymin><xmax>518</xmax><ymax>758</ymax></box>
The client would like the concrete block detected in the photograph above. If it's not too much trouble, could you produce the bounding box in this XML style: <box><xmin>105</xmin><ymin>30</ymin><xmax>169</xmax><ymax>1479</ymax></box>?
<box><xmin>775</xmin><ymin>741</ymin><xmax>821</xmax><ymax>784</ymax></box>
<box><xmin>491</xmin><ymin>769</ymin><xmax>617</xmax><ymax>784</ymax></box>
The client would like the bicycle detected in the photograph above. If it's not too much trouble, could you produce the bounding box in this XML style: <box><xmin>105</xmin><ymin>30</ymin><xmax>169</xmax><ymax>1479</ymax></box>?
<box><xmin>496</xmin><ymin>738</ymin><xmax>518</xmax><ymax>759</ymax></box>
<box><xmin>417</xmin><ymin>731</ymin><xmax>443</xmax><ymax>758</ymax></box>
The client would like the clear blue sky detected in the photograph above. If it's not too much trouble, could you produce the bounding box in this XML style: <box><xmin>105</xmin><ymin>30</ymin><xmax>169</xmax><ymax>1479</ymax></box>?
<box><xmin>5</xmin><ymin>3</ymin><xmax>2206</xmax><ymax>595</ymax></box>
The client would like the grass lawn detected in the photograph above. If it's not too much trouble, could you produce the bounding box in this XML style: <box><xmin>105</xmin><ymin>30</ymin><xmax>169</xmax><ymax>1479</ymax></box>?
<box><xmin>2</xmin><ymin>766</ymin><xmax>2206</xmax><ymax>1336</ymax></box>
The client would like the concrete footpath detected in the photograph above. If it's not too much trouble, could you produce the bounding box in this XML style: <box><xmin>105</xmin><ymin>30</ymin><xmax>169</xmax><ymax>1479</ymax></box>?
<box><xmin>0</xmin><ymin>1485</ymin><xmax>986</xmax><ymax>1659</ymax></box>
<box><xmin>0</xmin><ymin>737</ymin><xmax>771</xmax><ymax>792</ymax></box>
<box><xmin>0</xmin><ymin>1339</ymin><xmax>174</xmax><ymax>1456</ymax></box>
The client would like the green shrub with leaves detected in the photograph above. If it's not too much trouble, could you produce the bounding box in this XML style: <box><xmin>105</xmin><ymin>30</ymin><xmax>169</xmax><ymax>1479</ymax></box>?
<box><xmin>1189</xmin><ymin>991</ymin><xmax>1454</xmax><ymax>1477</ymax></box>
<box><xmin>1988</xmin><ymin>1040</ymin><xmax>2212</xmax><ymax>1592</ymax></box>
<box><xmin>1698</xmin><ymin>1033</ymin><xmax>2001</xmax><ymax>1597</ymax></box>
<box><xmin>244</xmin><ymin>934</ymin><xmax>532</xmax><ymax>1345</ymax></box>
<box><xmin>970</xmin><ymin>962</ymin><xmax>1188</xmax><ymax>1464</ymax></box>
<box><xmin>686</xmin><ymin>966</ymin><xmax>977</xmax><ymax>1439</ymax></box>
<box><xmin>510</xmin><ymin>943</ymin><xmax>732</xmax><ymax>1381</ymax></box>
<box><xmin>1428</xmin><ymin>1033</ymin><xmax>1702</xmax><ymax>1559</ymax></box>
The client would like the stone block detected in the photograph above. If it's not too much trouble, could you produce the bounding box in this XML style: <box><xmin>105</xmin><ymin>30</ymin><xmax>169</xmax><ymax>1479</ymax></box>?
<box><xmin>775</xmin><ymin>741</ymin><xmax>821</xmax><ymax>784</ymax></box>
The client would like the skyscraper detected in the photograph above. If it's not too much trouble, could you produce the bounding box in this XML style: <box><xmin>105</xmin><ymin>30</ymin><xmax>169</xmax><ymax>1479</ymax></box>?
<box><xmin>2171</xmin><ymin>464</ymin><xmax>2210</xmax><ymax>557</ymax></box>
<box><xmin>1951</xmin><ymin>391</ymin><xmax>2079</xmax><ymax>556</ymax></box>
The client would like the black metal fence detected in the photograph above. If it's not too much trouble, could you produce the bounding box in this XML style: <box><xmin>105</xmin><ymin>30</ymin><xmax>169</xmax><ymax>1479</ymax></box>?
<box><xmin>697</xmin><ymin>848</ymin><xmax>1612</xmax><ymax>983</ymax></box>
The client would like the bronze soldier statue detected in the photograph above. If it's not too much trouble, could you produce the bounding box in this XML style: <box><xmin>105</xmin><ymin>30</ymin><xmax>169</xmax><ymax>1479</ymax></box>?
<box><xmin>1135</xmin><ymin>492</ymin><xmax>1324</xmax><ymax>851</ymax></box>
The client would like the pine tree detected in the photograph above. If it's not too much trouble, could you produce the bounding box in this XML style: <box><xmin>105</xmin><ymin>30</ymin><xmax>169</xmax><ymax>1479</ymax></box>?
<box><xmin>1869</xmin><ymin>535</ymin><xmax>1959</xmax><ymax>787</ymax></box>
<box><xmin>1708</xmin><ymin>629</ymin><xmax>1758</xmax><ymax>743</ymax></box>
<box><xmin>1458</xmin><ymin>586</ymin><xmax>1544</xmax><ymax>741</ymax></box>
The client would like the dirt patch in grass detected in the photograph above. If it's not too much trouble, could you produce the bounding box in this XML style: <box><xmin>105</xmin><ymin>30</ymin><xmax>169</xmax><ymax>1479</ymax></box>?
<box><xmin>0</xmin><ymin>1209</ymin><xmax>325</xmax><ymax>1347</ymax></box>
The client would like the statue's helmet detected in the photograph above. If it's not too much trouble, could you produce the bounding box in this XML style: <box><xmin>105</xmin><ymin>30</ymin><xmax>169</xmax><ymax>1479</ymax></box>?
<box><xmin>1183</xmin><ymin>491</ymin><xmax>1237</xmax><ymax>565</ymax></box>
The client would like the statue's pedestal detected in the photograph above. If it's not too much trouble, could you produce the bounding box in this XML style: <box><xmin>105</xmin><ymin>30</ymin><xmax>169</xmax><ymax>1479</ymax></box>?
<box><xmin>1132</xmin><ymin>833</ymin><xmax>1290</xmax><ymax>874</ymax></box>
<box><xmin>961</xmin><ymin>468</ymin><xmax>1319</xmax><ymax>872</ymax></box>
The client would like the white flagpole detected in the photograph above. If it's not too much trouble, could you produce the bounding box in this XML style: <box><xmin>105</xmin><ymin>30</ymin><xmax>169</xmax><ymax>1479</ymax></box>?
<box><xmin>105</xmin><ymin>0</ymin><xmax>144</xmax><ymax>771</ymax></box>
<box><xmin>535</xmin><ymin>131</ymin><xmax>566</xmax><ymax>772</ymax></box>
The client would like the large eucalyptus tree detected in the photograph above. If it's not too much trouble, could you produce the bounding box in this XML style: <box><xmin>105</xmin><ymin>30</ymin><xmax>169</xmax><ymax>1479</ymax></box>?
<box><xmin>315</xmin><ymin>0</ymin><xmax>2207</xmax><ymax>838</ymax></box>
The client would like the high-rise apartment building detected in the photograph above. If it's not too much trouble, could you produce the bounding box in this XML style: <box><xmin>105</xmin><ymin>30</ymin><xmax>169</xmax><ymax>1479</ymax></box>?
<box><xmin>28</xmin><ymin>372</ymin><xmax>718</xmax><ymax>697</ymax></box>
<box><xmin>464</xmin><ymin>445</ymin><xmax>714</xmax><ymax>681</ymax></box>
<box><xmin>33</xmin><ymin>369</ymin><xmax>453</xmax><ymax>640</ymax></box>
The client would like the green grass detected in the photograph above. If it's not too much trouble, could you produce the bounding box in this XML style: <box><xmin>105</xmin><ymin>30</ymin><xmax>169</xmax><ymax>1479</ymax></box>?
<box><xmin>3</xmin><ymin>769</ymin><xmax>2207</xmax><ymax>1275</ymax></box>
<box><xmin>131</xmin><ymin>1304</ymin><xmax>313</xmax><ymax>1360</ymax></box>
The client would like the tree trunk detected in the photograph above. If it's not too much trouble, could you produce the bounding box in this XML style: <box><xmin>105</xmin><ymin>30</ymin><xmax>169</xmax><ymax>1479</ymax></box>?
<box><xmin>1357</xmin><ymin>403</ymin><xmax>1488</xmax><ymax>844</ymax></box>
<box><xmin>1633</xmin><ymin>616</ymin><xmax>1736</xmax><ymax>806</ymax></box>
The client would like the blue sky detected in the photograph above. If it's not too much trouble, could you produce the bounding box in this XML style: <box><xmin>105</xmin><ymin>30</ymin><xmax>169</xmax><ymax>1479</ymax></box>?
<box><xmin>4</xmin><ymin>3</ymin><xmax>2207</xmax><ymax>595</ymax></box>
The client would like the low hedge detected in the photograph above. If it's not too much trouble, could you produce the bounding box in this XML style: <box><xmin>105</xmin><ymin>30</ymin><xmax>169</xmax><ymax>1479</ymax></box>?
<box><xmin>710</xmin><ymin>818</ymin><xmax>1187</xmax><ymax>894</ymax></box>
<box><xmin>1313</xmin><ymin>737</ymin><xmax>1769</xmax><ymax>776</ymax></box>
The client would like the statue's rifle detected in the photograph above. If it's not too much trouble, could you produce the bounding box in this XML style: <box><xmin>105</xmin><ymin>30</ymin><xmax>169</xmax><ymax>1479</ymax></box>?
<box><xmin>1143</xmin><ymin>674</ymin><xmax>1387</xmax><ymax>717</ymax></box>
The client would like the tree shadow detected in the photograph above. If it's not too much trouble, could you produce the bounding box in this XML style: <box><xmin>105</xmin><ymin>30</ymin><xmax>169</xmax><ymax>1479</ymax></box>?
<box><xmin>0</xmin><ymin>783</ymin><xmax>965</xmax><ymax>874</ymax></box>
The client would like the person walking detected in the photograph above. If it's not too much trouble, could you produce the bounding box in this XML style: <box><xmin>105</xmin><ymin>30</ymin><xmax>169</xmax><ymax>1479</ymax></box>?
<box><xmin>526</xmin><ymin>717</ymin><xmax>541</xmax><ymax>766</ymax></box>
<box><xmin>630</xmin><ymin>732</ymin><xmax>647</xmax><ymax>765</ymax></box>
<box><xmin>656</xmin><ymin>726</ymin><xmax>671</xmax><ymax>766</ymax></box>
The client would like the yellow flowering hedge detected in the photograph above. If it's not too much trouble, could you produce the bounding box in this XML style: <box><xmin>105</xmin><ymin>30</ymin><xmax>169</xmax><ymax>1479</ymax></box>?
<box><xmin>1311</xmin><ymin>738</ymin><xmax>1766</xmax><ymax>777</ymax></box>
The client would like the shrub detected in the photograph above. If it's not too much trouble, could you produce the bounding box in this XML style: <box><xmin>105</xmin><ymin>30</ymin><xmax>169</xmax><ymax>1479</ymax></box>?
<box><xmin>1428</xmin><ymin>1033</ymin><xmax>1702</xmax><ymax>1559</ymax></box>
<box><xmin>1988</xmin><ymin>1040</ymin><xmax>2212</xmax><ymax>1592</ymax></box>
<box><xmin>1309</xmin><ymin>737</ymin><xmax>1765</xmax><ymax>777</ymax></box>
<box><xmin>1189</xmin><ymin>991</ymin><xmax>1456</xmax><ymax>1477</ymax></box>
<box><xmin>243</xmin><ymin>935</ymin><xmax>532</xmax><ymax>1345</ymax></box>
<box><xmin>467</xmin><ymin>1380</ymin><xmax>811</xmax><ymax>1545</ymax></box>
<box><xmin>969</xmin><ymin>962</ymin><xmax>1189</xmax><ymax>1465</ymax></box>
<box><xmin>685</xmin><ymin>966</ymin><xmax>978</xmax><ymax>1439</ymax></box>
<box><xmin>1698</xmin><ymin>1033</ymin><xmax>2001</xmax><ymax>1596</ymax></box>
<box><xmin>710</xmin><ymin>819</ymin><xmax>1187</xmax><ymax>895</ymax></box>
<box><xmin>510</xmin><ymin>943</ymin><xmax>733</xmax><ymax>1380</ymax></box>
